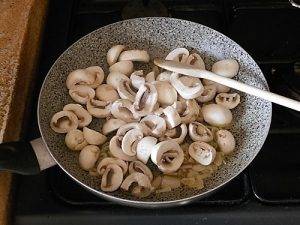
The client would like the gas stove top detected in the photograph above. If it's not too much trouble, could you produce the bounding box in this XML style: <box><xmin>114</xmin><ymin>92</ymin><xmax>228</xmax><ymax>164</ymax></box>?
<box><xmin>13</xmin><ymin>0</ymin><xmax>300</xmax><ymax>224</ymax></box>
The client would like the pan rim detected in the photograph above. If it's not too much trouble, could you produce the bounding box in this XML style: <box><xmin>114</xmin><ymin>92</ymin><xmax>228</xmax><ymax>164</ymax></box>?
<box><xmin>37</xmin><ymin>17</ymin><xmax>272</xmax><ymax>207</ymax></box>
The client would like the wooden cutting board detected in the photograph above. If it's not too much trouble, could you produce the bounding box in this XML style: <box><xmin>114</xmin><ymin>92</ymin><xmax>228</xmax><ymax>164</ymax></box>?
<box><xmin>0</xmin><ymin>0</ymin><xmax>48</xmax><ymax>224</ymax></box>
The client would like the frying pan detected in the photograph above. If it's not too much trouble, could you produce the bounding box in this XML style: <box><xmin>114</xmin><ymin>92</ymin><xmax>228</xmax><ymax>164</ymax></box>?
<box><xmin>0</xmin><ymin>18</ymin><xmax>272</xmax><ymax>207</ymax></box>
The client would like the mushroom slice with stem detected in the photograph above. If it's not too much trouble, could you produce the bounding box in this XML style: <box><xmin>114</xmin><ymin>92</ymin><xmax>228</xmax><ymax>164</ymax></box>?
<box><xmin>109</xmin><ymin>136</ymin><xmax>137</xmax><ymax>161</ymax></box>
<box><xmin>215</xmin><ymin>92</ymin><xmax>241</xmax><ymax>109</ymax></box>
<box><xmin>165</xmin><ymin>48</ymin><xmax>189</xmax><ymax>63</ymax></box>
<box><xmin>121</xmin><ymin>128</ymin><xmax>143</xmax><ymax>156</ymax></box>
<box><xmin>79</xmin><ymin>145</ymin><xmax>100</xmax><ymax>171</ymax></box>
<box><xmin>83</xmin><ymin>127</ymin><xmax>107</xmax><ymax>145</ymax></box>
<box><xmin>203</xmin><ymin>79</ymin><xmax>230</xmax><ymax>93</ymax></box>
<box><xmin>86</xmin><ymin>98</ymin><xmax>111</xmax><ymax>118</ymax></box>
<box><xmin>129</xmin><ymin>161</ymin><xmax>153</xmax><ymax>181</ymax></box>
<box><xmin>141</xmin><ymin>114</ymin><xmax>166</xmax><ymax>137</ymax></box>
<box><xmin>69</xmin><ymin>85</ymin><xmax>95</xmax><ymax>104</ymax></box>
<box><xmin>121</xmin><ymin>172</ymin><xmax>152</xmax><ymax>191</ymax></box>
<box><xmin>161</xmin><ymin>123</ymin><xmax>187</xmax><ymax>144</ymax></box>
<box><xmin>156</xmin><ymin>71</ymin><xmax>171</xmax><ymax>82</ymax></box>
<box><xmin>111</xmin><ymin>99</ymin><xmax>140</xmax><ymax>122</ymax></box>
<box><xmin>130</xmin><ymin>70</ymin><xmax>145</xmax><ymax>90</ymax></box>
<box><xmin>97</xmin><ymin>157</ymin><xmax>128</xmax><ymax>175</ymax></box>
<box><xmin>95</xmin><ymin>84</ymin><xmax>119</xmax><ymax>103</ymax></box>
<box><xmin>186</xmin><ymin>53</ymin><xmax>205</xmax><ymax>70</ymax></box>
<box><xmin>136</xmin><ymin>136</ymin><xmax>157</xmax><ymax>164</ymax></box>
<box><xmin>101</xmin><ymin>164</ymin><xmax>123</xmax><ymax>192</ymax></box>
<box><xmin>215</xmin><ymin>129</ymin><xmax>235</xmax><ymax>155</ymax></box>
<box><xmin>188</xmin><ymin>122</ymin><xmax>213</xmax><ymax>142</ymax></box>
<box><xmin>196</xmin><ymin>84</ymin><xmax>217</xmax><ymax>103</ymax></box>
<box><xmin>170</xmin><ymin>73</ymin><xmax>204</xmax><ymax>99</ymax></box>
<box><xmin>119</xmin><ymin>50</ymin><xmax>150</xmax><ymax>62</ymax></box>
<box><xmin>50</xmin><ymin>110</ymin><xmax>78</xmax><ymax>133</ymax></box>
<box><xmin>212</xmin><ymin>59</ymin><xmax>239</xmax><ymax>78</ymax></box>
<box><xmin>106</xmin><ymin>71</ymin><xmax>130</xmax><ymax>89</ymax></box>
<box><xmin>109</xmin><ymin>60</ymin><xmax>134</xmax><ymax>76</ymax></box>
<box><xmin>107</xmin><ymin>44</ymin><xmax>126</xmax><ymax>66</ymax></box>
<box><xmin>133</xmin><ymin>83</ymin><xmax>158</xmax><ymax>117</ymax></box>
<box><xmin>202</xmin><ymin>103</ymin><xmax>233</xmax><ymax>127</ymax></box>
<box><xmin>63</xmin><ymin>103</ymin><xmax>92</xmax><ymax>128</ymax></box>
<box><xmin>151</xmin><ymin>140</ymin><xmax>184</xmax><ymax>173</ymax></box>
<box><xmin>84</xmin><ymin>66</ymin><xmax>105</xmax><ymax>88</ymax></box>
<box><xmin>65</xmin><ymin>129</ymin><xmax>88</xmax><ymax>151</ymax></box>
<box><xmin>102</xmin><ymin>118</ymin><xmax>126</xmax><ymax>135</ymax></box>
<box><xmin>117</xmin><ymin>79</ymin><xmax>136</xmax><ymax>102</ymax></box>
<box><xmin>175</xmin><ymin>99</ymin><xmax>199</xmax><ymax>124</ymax></box>
<box><xmin>117</xmin><ymin>122</ymin><xmax>150</xmax><ymax>137</ymax></box>
<box><xmin>188</xmin><ymin>141</ymin><xmax>216</xmax><ymax>166</ymax></box>
<box><xmin>163</xmin><ymin>106</ymin><xmax>181</xmax><ymax>129</ymax></box>
<box><xmin>154</xmin><ymin>81</ymin><xmax>177</xmax><ymax>106</ymax></box>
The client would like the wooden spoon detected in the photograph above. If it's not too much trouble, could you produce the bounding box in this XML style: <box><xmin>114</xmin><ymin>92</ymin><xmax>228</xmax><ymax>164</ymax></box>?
<box><xmin>154</xmin><ymin>59</ymin><xmax>300</xmax><ymax>112</ymax></box>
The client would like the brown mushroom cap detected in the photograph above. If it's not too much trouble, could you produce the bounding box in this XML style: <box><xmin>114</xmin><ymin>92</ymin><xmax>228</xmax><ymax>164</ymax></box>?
<box><xmin>215</xmin><ymin>129</ymin><xmax>235</xmax><ymax>155</ymax></box>
<box><xmin>202</xmin><ymin>104</ymin><xmax>233</xmax><ymax>127</ymax></box>
<box><xmin>65</xmin><ymin>129</ymin><xmax>88</xmax><ymax>151</ymax></box>
<box><xmin>96</xmin><ymin>84</ymin><xmax>119</xmax><ymax>102</ymax></box>
<box><xmin>79</xmin><ymin>145</ymin><xmax>100</xmax><ymax>170</ymax></box>
<box><xmin>83</xmin><ymin>127</ymin><xmax>107</xmax><ymax>145</ymax></box>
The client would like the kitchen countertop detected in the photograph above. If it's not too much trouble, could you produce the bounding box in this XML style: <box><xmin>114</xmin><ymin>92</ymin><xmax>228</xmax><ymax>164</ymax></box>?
<box><xmin>0</xmin><ymin>0</ymin><xmax>48</xmax><ymax>224</ymax></box>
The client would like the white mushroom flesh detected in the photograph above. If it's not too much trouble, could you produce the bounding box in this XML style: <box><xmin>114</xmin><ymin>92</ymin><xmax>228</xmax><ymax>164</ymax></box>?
<box><xmin>100</xmin><ymin>164</ymin><xmax>123</xmax><ymax>192</ymax></box>
<box><xmin>50</xmin><ymin>110</ymin><xmax>78</xmax><ymax>133</ymax></box>
<box><xmin>107</xmin><ymin>44</ymin><xmax>126</xmax><ymax>66</ymax></box>
<box><xmin>95</xmin><ymin>84</ymin><xmax>119</xmax><ymax>102</ymax></box>
<box><xmin>212</xmin><ymin>59</ymin><xmax>239</xmax><ymax>78</ymax></box>
<box><xmin>109</xmin><ymin>136</ymin><xmax>137</xmax><ymax>161</ymax></box>
<box><xmin>79</xmin><ymin>145</ymin><xmax>100</xmax><ymax>170</ymax></box>
<box><xmin>69</xmin><ymin>85</ymin><xmax>95</xmax><ymax>104</ymax></box>
<box><xmin>102</xmin><ymin>118</ymin><xmax>126</xmax><ymax>135</ymax></box>
<box><xmin>117</xmin><ymin>79</ymin><xmax>136</xmax><ymax>102</ymax></box>
<box><xmin>119</xmin><ymin>50</ymin><xmax>150</xmax><ymax>62</ymax></box>
<box><xmin>121</xmin><ymin>128</ymin><xmax>143</xmax><ymax>156</ymax></box>
<box><xmin>106</xmin><ymin>71</ymin><xmax>130</xmax><ymax>89</ymax></box>
<box><xmin>154</xmin><ymin>81</ymin><xmax>177</xmax><ymax>106</ymax></box>
<box><xmin>133</xmin><ymin>83</ymin><xmax>158</xmax><ymax>116</ymax></box>
<box><xmin>202</xmin><ymin>104</ymin><xmax>233</xmax><ymax>127</ymax></box>
<box><xmin>129</xmin><ymin>161</ymin><xmax>153</xmax><ymax>181</ymax></box>
<box><xmin>86</xmin><ymin>99</ymin><xmax>111</xmax><ymax>118</ymax></box>
<box><xmin>111</xmin><ymin>99</ymin><xmax>140</xmax><ymax>122</ymax></box>
<box><xmin>141</xmin><ymin>114</ymin><xmax>166</xmax><ymax>137</ymax></box>
<box><xmin>215</xmin><ymin>129</ymin><xmax>235</xmax><ymax>155</ymax></box>
<box><xmin>83</xmin><ymin>127</ymin><xmax>107</xmax><ymax>145</ymax></box>
<box><xmin>65</xmin><ymin>129</ymin><xmax>88</xmax><ymax>151</ymax></box>
<box><xmin>156</xmin><ymin>71</ymin><xmax>171</xmax><ymax>82</ymax></box>
<box><xmin>215</xmin><ymin>92</ymin><xmax>241</xmax><ymax>109</ymax></box>
<box><xmin>188</xmin><ymin>141</ymin><xmax>216</xmax><ymax>166</ymax></box>
<box><xmin>109</xmin><ymin>60</ymin><xmax>134</xmax><ymax>76</ymax></box>
<box><xmin>165</xmin><ymin>47</ymin><xmax>189</xmax><ymax>63</ymax></box>
<box><xmin>196</xmin><ymin>84</ymin><xmax>217</xmax><ymax>103</ymax></box>
<box><xmin>136</xmin><ymin>136</ymin><xmax>157</xmax><ymax>164</ymax></box>
<box><xmin>97</xmin><ymin>157</ymin><xmax>128</xmax><ymax>175</ymax></box>
<box><xmin>130</xmin><ymin>72</ymin><xmax>145</xmax><ymax>90</ymax></box>
<box><xmin>163</xmin><ymin>106</ymin><xmax>181</xmax><ymax>129</ymax></box>
<box><xmin>203</xmin><ymin>79</ymin><xmax>230</xmax><ymax>93</ymax></box>
<box><xmin>63</xmin><ymin>103</ymin><xmax>92</xmax><ymax>128</ymax></box>
<box><xmin>121</xmin><ymin>172</ymin><xmax>152</xmax><ymax>190</ymax></box>
<box><xmin>188</xmin><ymin>122</ymin><xmax>213</xmax><ymax>142</ymax></box>
<box><xmin>186</xmin><ymin>53</ymin><xmax>205</xmax><ymax>70</ymax></box>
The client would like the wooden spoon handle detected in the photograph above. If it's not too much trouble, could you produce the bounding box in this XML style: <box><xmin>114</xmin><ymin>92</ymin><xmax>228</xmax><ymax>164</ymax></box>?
<box><xmin>154</xmin><ymin>59</ymin><xmax>300</xmax><ymax>112</ymax></box>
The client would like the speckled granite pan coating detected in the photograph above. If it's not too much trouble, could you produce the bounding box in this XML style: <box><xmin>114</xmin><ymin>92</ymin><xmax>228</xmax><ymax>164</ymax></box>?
<box><xmin>38</xmin><ymin>17</ymin><xmax>272</xmax><ymax>207</ymax></box>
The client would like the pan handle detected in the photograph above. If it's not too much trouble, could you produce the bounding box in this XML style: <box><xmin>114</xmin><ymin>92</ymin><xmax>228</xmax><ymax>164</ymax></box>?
<box><xmin>0</xmin><ymin>138</ymin><xmax>56</xmax><ymax>175</ymax></box>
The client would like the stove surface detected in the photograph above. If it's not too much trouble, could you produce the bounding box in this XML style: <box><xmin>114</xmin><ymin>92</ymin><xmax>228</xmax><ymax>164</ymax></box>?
<box><xmin>13</xmin><ymin>0</ymin><xmax>300</xmax><ymax>224</ymax></box>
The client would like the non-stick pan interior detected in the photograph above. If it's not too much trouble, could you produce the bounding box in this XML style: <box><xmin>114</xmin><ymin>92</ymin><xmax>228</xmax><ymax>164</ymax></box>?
<box><xmin>38</xmin><ymin>18</ymin><xmax>271</xmax><ymax>205</ymax></box>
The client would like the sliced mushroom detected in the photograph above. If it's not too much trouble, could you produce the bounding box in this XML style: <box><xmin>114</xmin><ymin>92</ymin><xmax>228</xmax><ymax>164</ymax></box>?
<box><xmin>196</xmin><ymin>84</ymin><xmax>217</xmax><ymax>103</ymax></box>
<box><xmin>130</xmin><ymin>71</ymin><xmax>145</xmax><ymax>89</ymax></box>
<box><xmin>65</xmin><ymin>129</ymin><xmax>88</xmax><ymax>151</ymax></box>
<box><xmin>145</xmin><ymin>71</ymin><xmax>155</xmax><ymax>83</ymax></box>
<box><xmin>202</xmin><ymin>104</ymin><xmax>233</xmax><ymax>127</ymax></box>
<box><xmin>84</xmin><ymin>66</ymin><xmax>105</xmax><ymax>88</ymax></box>
<box><xmin>136</xmin><ymin>136</ymin><xmax>157</xmax><ymax>164</ymax></box>
<box><xmin>109</xmin><ymin>136</ymin><xmax>137</xmax><ymax>161</ymax></box>
<box><xmin>119</xmin><ymin>50</ymin><xmax>150</xmax><ymax>62</ymax></box>
<box><xmin>174</xmin><ymin>99</ymin><xmax>199</xmax><ymax>124</ymax></box>
<box><xmin>163</xmin><ymin>106</ymin><xmax>181</xmax><ymax>129</ymax></box>
<box><xmin>129</xmin><ymin>161</ymin><xmax>153</xmax><ymax>181</ymax></box>
<box><xmin>83</xmin><ymin>127</ymin><xmax>107</xmax><ymax>145</ymax></box>
<box><xmin>106</xmin><ymin>71</ymin><xmax>130</xmax><ymax>89</ymax></box>
<box><xmin>95</xmin><ymin>84</ymin><xmax>119</xmax><ymax>102</ymax></box>
<box><xmin>100</xmin><ymin>164</ymin><xmax>123</xmax><ymax>192</ymax></box>
<box><xmin>151</xmin><ymin>140</ymin><xmax>184</xmax><ymax>173</ymax></box>
<box><xmin>86</xmin><ymin>98</ymin><xmax>111</xmax><ymax>118</ymax></box>
<box><xmin>170</xmin><ymin>73</ymin><xmax>204</xmax><ymax>99</ymax></box>
<box><xmin>69</xmin><ymin>85</ymin><xmax>95</xmax><ymax>104</ymax></box>
<box><xmin>117</xmin><ymin>122</ymin><xmax>150</xmax><ymax>137</ymax></box>
<box><xmin>165</xmin><ymin>48</ymin><xmax>189</xmax><ymax>63</ymax></box>
<box><xmin>188</xmin><ymin>141</ymin><xmax>216</xmax><ymax>166</ymax></box>
<box><xmin>111</xmin><ymin>99</ymin><xmax>140</xmax><ymax>122</ymax></box>
<box><xmin>117</xmin><ymin>79</ymin><xmax>136</xmax><ymax>102</ymax></box>
<box><xmin>102</xmin><ymin>118</ymin><xmax>126</xmax><ymax>135</ymax></box>
<box><xmin>63</xmin><ymin>104</ymin><xmax>92</xmax><ymax>128</ymax></box>
<box><xmin>215</xmin><ymin>93</ymin><xmax>241</xmax><ymax>109</ymax></box>
<box><xmin>141</xmin><ymin>115</ymin><xmax>166</xmax><ymax>137</ymax></box>
<box><xmin>50</xmin><ymin>110</ymin><xmax>78</xmax><ymax>133</ymax></box>
<box><xmin>79</xmin><ymin>145</ymin><xmax>100</xmax><ymax>170</ymax></box>
<box><xmin>131</xmin><ymin>186</ymin><xmax>153</xmax><ymax>198</ymax></box>
<box><xmin>107</xmin><ymin>44</ymin><xmax>126</xmax><ymax>66</ymax></box>
<box><xmin>121</xmin><ymin>128</ymin><xmax>143</xmax><ymax>156</ymax></box>
<box><xmin>154</xmin><ymin>81</ymin><xmax>177</xmax><ymax>106</ymax></box>
<box><xmin>203</xmin><ymin>79</ymin><xmax>230</xmax><ymax>93</ymax></box>
<box><xmin>161</xmin><ymin>123</ymin><xmax>187</xmax><ymax>144</ymax></box>
<box><xmin>121</xmin><ymin>172</ymin><xmax>152</xmax><ymax>191</ymax></box>
<box><xmin>188</xmin><ymin>122</ymin><xmax>213</xmax><ymax>142</ymax></box>
<box><xmin>161</xmin><ymin>176</ymin><xmax>181</xmax><ymax>189</ymax></box>
<box><xmin>109</xmin><ymin>60</ymin><xmax>134</xmax><ymax>76</ymax></box>
<box><xmin>186</xmin><ymin>53</ymin><xmax>205</xmax><ymax>70</ymax></box>
<box><xmin>215</xmin><ymin>129</ymin><xmax>235</xmax><ymax>155</ymax></box>
<box><xmin>212</xmin><ymin>59</ymin><xmax>239</xmax><ymax>78</ymax></box>
<box><xmin>156</xmin><ymin>71</ymin><xmax>171</xmax><ymax>82</ymax></box>
<box><xmin>97</xmin><ymin>157</ymin><xmax>128</xmax><ymax>175</ymax></box>
<box><xmin>133</xmin><ymin>83</ymin><xmax>158</xmax><ymax>116</ymax></box>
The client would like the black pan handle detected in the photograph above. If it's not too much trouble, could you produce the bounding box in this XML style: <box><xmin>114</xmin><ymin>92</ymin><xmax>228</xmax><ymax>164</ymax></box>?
<box><xmin>0</xmin><ymin>138</ymin><xmax>56</xmax><ymax>175</ymax></box>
